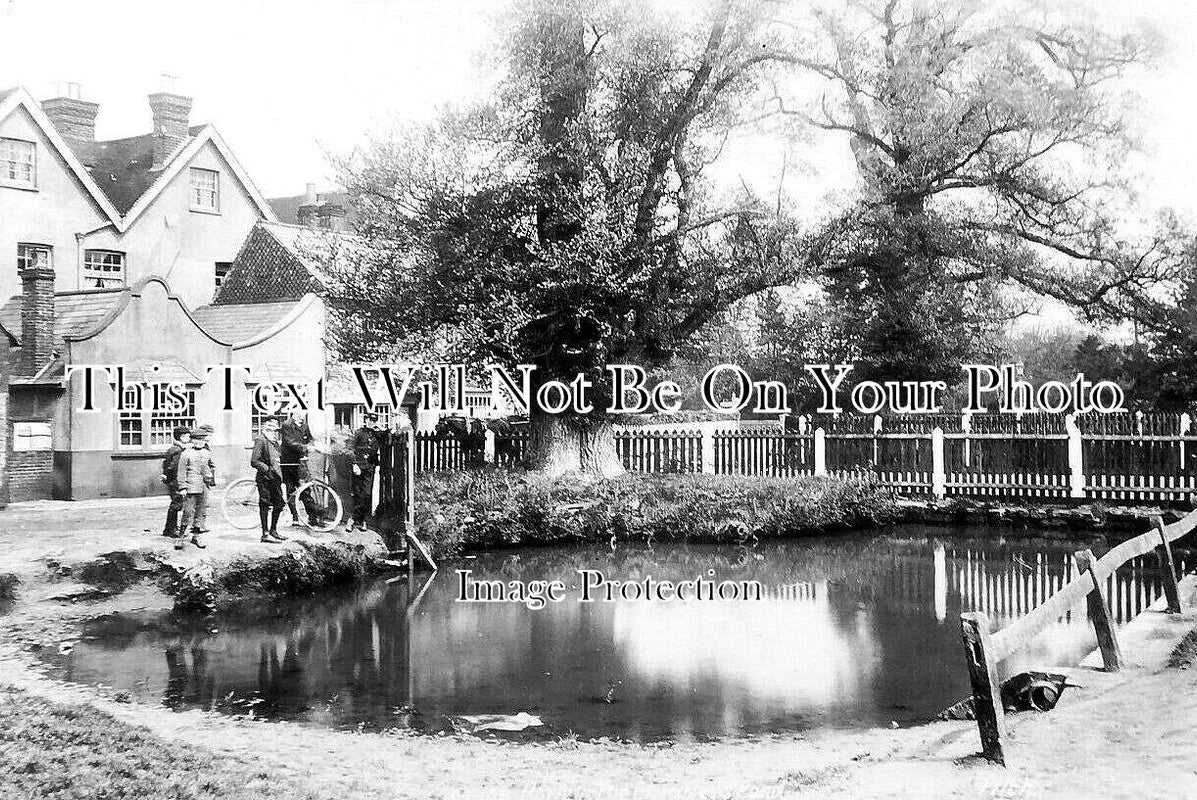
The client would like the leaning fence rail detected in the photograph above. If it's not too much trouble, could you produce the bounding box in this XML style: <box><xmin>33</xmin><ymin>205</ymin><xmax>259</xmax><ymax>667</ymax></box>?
<box><xmin>960</xmin><ymin>508</ymin><xmax>1197</xmax><ymax>765</ymax></box>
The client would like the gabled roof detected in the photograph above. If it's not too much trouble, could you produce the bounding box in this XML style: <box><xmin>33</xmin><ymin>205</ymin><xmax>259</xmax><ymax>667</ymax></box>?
<box><xmin>0</xmin><ymin>87</ymin><xmax>122</xmax><ymax>224</ymax></box>
<box><xmin>0</xmin><ymin>288</ymin><xmax>125</xmax><ymax>347</ymax></box>
<box><xmin>0</xmin><ymin>86</ymin><xmax>277</xmax><ymax>231</ymax></box>
<box><xmin>68</xmin><ymin>125</ymin><xmax>202</xmax><ymax>215</ymax></box>
<box><xmin>214</xmin><ymin>221</ymin><xmax>363</xmax><ymax>304</ymax></box>
<box><xmin>115</xmin><ymin>125</ymin><xmax>278</xmax><ymax>229</ymax></box>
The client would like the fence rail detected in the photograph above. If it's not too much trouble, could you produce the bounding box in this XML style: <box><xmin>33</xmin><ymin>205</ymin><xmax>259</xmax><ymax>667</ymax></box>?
<box><xmin>960</xmin><ymin>507</ymin><xmax>1197</xmax><ymax>765</ymax></box>
<box><xmin>411</xmin><ymin>412</ymin><xmax>1197</xmax><ymax>504</ymax></box>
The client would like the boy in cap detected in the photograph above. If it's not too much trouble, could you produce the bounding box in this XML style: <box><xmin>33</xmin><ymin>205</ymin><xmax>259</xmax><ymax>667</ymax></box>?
<box><xmin>160</xmin><ymin>425</ymin><xmax>191</xmax><ymax>538</ymax></box>
<box><xmin>175</xmin><ymin>427</ymin><xmax>213</xmax><ymax>549</ymax></box>
<box><xmin>347</xmin><ymin>412</ymin><xmax>383</xmax><ymax>531</ymax></box>
<box><xmin>250</xmin><ymin>417</ymin><xmax>287</xmax><ymax>543</ymax></box>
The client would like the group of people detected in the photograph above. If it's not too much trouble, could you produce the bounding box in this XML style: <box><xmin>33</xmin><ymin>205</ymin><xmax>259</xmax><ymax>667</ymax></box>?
<box><xmin>160</xmin><ymin>411</ymin><xmax>390</xmax><ymax>548</ymax></box>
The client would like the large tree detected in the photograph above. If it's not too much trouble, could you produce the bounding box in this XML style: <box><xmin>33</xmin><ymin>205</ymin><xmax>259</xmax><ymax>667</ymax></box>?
<box><xmin>771</xmin><ymin>0</ymin><xmax>1179</xmax><ymax>378</ymax></box>
<box><xmin>327</xmin><ymin>0</ymin><xmax>1178</xmax><ymax>474</ymax></box>
<box><xmin>329</xmin><ymin>0</ymin><xmax>815</xmax><ymax>474</ymax></box>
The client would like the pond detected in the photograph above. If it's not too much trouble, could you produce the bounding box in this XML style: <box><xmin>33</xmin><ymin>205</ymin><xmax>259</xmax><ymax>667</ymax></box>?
<box><xmin>53</xmin><ymin>526</ymin><xmax>1186</xmax><ymax>741</ymax></box>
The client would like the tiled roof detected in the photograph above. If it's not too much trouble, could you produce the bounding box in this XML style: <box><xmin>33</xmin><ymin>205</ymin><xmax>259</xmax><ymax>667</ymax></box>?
<box><xmin>0</xmin><ymin>289</ymin><xmax>124</xmax><ymax>346</ymax></box>
<box><xmin>214</xmin><ymin>222</ymin><xmax>362</xmax><ymax>304</ymax></box>
<box><xmin>67</xmin><ymin>125</ymin><xmax>204</xmax><ymax>214</ymax></box>
<box><xmin>191</xmin><ymin>300</ymin><xmax>303</xmax><ymax>345</ymax></box>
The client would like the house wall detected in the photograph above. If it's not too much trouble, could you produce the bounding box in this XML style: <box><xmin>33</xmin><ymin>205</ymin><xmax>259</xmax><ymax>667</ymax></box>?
<box><xmin>61</xmin><ymin>279</ymin><xmax>237</xmax><ymax>499</ymax></box>
<box><xmin>80</xmin><ymin>141</ymin><xmax>263</xmax><ymax>310</ymax></box>
<box><xmin>0</xmin><ymin>106</ymin><xmax>111</xmax><ymax>303</ymax></box>
<box><xmin>231</xmin><ymin>297</ymin><xmax>329</xmax><ymax>447</ymax></box>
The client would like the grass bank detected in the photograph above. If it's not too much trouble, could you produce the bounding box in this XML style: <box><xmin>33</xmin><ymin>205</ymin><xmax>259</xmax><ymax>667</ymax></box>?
<box><xmin>0</xmin><ymin>685</ymin><xmax>323</xmax><ymax>800</ymax></box>
<box><xmin>415</xmin><ymin>470</ymin><xmax>897</xmax><ymax>557</ymax></box>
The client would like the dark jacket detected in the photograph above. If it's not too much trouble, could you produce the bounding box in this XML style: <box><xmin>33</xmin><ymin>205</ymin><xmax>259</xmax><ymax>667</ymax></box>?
<box><xmin>350</xmin><ymin>427</ymin><xmax>381</xmax><ymax>471</ymax></box>
<box><xmin>280</xmin><ymin>417</ymin><xmax>312</xmax><ymax>460</ymax></box>
<box><xmin>162</xmin><ymin>441</ymin><xmax>186</xmax><ymax>490</ymax></box>
<box><xmin>250</xmin><ymin>435</ymin><xmax>284</xmax><ymax>481</ymax></box>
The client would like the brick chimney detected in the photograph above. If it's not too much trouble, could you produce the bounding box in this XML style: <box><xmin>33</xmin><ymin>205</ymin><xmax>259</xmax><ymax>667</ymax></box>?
<box><xmin>20</xmin><ymin>266</ymin><xmax>56</xmax><ymax>376</ymax></box>
<box><xmin>297</xmin><ymin>183</ymin><xmax>319</xmax><ymax>228</ymax></box>
<box><xmin>317</xmin><ymin>201</ymin><xmax>347</xmax><ymax>231</ymax></box>
<box><xmin>42</xmin><ymin>82</ymin><xmax>99</xmax><ymax>141</ymax></box>
<box><xmin>148</xmin><ymin>81</ymin><xmax>192</xmax><ymax>169</ymax></box>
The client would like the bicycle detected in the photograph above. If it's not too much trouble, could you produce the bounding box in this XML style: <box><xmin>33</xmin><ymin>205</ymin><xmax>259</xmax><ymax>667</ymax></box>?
<box><xmin>222</xmin><ymin>447</ymin><xmax>344</xmax><ymax>533</ymax></box>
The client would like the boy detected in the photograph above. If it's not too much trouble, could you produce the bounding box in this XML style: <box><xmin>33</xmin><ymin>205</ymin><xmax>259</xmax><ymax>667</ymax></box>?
<box><xmin>160</xmin><ymin>425</ymin><xmax>191</xmax><ymax>538</ymax></box>
<box><xmin>251</xmin><ymin>418</ymin><xmax>287</xmax><ymax>543</ymax></box>
<box><xmin>175</xmin><ymin>428</ymin><xmax>213</xmax><ymax>550</ymax></box>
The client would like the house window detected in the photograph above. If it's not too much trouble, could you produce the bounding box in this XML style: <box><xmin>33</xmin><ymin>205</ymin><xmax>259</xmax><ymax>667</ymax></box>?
<box><xmin>83</xmin><ymin>250</ymin><xmax>125</xmax><ymax>288</ymax></box>
<box><xmin>190</xmin><ymin>168</ymin><xmax>219</xmax><ymax>211</ymax></box>
<box><xmin>0</xmin><ymin>138</ymin><xmax>36</xmax><ymax>187</ymax></box>
<box><xmin>214</xmin><ymin>262</ymin><xmax>232</xmax><ymax>292</ymax></box>
<box><xmin>17</xmin><ymin>243</ymin><xmax>52</xmax><ymax>274</ymax></box>
<box><xmin>149</xmin><ymin>387</ymin><xmax>197</xmax><ymax>447</ymax></box>
<box><xmin>119</xmin><ymin>411</ymin><xmax>143</xmax><ymax>449</ymax></box>
<box><xmin>12</xmin><ymin>421</ymin><xmax>52</xmax><ymax>452</ymax></box>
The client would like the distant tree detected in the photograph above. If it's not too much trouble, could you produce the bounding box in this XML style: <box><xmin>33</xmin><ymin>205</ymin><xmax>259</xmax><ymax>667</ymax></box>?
<box><xmin>772</xmin><ymin>0</ymin><xmax>1183</xmax><ymax>372</ymax></box>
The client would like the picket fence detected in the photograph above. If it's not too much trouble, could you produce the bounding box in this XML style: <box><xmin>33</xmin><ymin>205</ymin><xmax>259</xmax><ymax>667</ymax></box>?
<box><xmin>411</xmin><ymin>411</ymin><xmax>1197</xmax><ymax>503</ymax></box>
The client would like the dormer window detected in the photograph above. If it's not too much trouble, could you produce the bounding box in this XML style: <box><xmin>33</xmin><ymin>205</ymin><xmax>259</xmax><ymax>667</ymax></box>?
<box><xmin>189</xmin><ymin>167</ymin><xmax>219</xmax><ymax>212</ymax></box>
<box><xmin>1</xmin><ymin>138</ymin><xmax>36</xmax><ymax>188</ymax></box>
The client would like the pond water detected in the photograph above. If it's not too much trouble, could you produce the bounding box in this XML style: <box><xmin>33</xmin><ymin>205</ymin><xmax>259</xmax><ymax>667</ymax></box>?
<box><xmin>53</xmin><ymin>526</ymin><xmax>1186</xmax><ymax>740</ymax></box>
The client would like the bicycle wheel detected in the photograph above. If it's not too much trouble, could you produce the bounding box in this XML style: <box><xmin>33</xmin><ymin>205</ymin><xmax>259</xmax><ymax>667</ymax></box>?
<box><xmin>222</xmin><ymin>478</ymin><xmax>262</xmax><ymax>530</ymax></box>
<box><xmin>295</xmin><ymin>480</ymin><xmax>343</xmax><ymax>533</ymax></box>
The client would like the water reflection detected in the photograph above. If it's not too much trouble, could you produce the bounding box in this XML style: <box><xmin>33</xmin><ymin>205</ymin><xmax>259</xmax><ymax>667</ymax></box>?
<box><xmin>58</xmin><ymin>528</ymin><xmax>1187</xmax><ymax>740</ymax></box>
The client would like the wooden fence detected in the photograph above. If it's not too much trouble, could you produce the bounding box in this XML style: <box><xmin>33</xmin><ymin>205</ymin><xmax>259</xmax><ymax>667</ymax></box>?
<box><xmin>960</xmin><ymin>509</ymin><xmax>1197</xmax><ymax>765</ymax></box>
<box><xmin>409</xmin><ymin>412</ymin><xmax>1197</xmax><ymax>503</ymax></box>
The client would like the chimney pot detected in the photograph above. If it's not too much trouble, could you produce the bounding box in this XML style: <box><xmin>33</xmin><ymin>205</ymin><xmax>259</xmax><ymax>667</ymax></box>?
<box><xmin>20</xmin><ymin>266</ymin><xmax>56</xmax><ymax>376</ymax></box>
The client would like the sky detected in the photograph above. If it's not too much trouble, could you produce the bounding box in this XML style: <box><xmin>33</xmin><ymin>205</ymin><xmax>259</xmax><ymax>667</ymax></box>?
<box><xmin>0</xmin><ymin>0</ymin><xmax>1194</xmax><ymax>213</ymax></box>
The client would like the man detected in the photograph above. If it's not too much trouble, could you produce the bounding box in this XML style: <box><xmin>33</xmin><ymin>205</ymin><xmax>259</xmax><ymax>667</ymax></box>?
<box><xmin>160</xmin><ymin>426</ymin><xmax>191</xmax><ymax>538</ymax></box>
<box><xmin>251</xmin><ymin>418</ymin><xmax>287</xmax><ymax>544</ymax></box>
<box><xmin>347</xmin><ymin>412</ymin><xmax>383</xmax><ymax>531</ymax></box>
<box><xmin>175</xmin><ymin>428</ymin><xmax>213</xmax><ymax>550</ymax></box>
<box><xmin>280</xmin><ymin>410</ymin><xmax>319</xmax><ymax>527</ymax></box>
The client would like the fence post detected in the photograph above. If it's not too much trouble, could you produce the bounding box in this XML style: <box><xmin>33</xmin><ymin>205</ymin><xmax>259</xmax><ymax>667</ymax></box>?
<box><xmin>961</xmin><ymin>411</ymin><xmax>972</xmax><ymax>468</ymax></box>
<box><xmin>700</xmin><ymin>422</ymin><xmax>716</xmax><ymax>474</ymax></box>
<box><xmin>1074</xmin><ymin>548</ymin><xmax>1123</xmax><ymax>671</ymax></box>
<box><xmin>1152</xmin><ymin>515</ymin><xmax>1182</xmax><ymax>614</ymax></box>
<box><xmin>484</xmin><ymin>428</ymin><xmax>496</xmax><ymax>465</ymax></box>
<box><xmin>960</xmin><ymin>612</ymin><xmax>1007</xmax><ymax>766</ymax></box>
<box><xmin>813</xmin><ymin>427</ymin><xmax>826</xmax><ymax>476</ymax></box>
<box><xmin>931</xmin><ymin>427</ymin><xmax>946</xmax><ymax>499</ymax></box>
<box><xmin>1067</xmin><ymin>413</ymin><xmax>1085</xmax><ymax>499</ymax></box>
<box><xmin>1181</xmin><ymin>413</ymin><xmax>1191</xmax><ymax>479</ymax></box>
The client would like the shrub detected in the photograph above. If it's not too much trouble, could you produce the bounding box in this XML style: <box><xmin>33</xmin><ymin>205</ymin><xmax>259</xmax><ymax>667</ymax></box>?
<box><xmin>414</xmin><ymin>470</ymin><xmax>897</xmax><ymax>558</ymax></box>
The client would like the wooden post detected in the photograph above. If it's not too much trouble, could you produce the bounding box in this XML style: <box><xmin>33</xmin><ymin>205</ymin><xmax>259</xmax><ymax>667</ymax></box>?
<box><xmin>813</xmin><ymin>427</ymin><xmax>826</xmax><ymax>476</ymax></box>
<box><xmin>931</xmin><ymin>427</ymin><xmax>946</xmax><ymax>499</ymax></box>
<box><xmin>960</xmin><ymin>612</ymin><xmax>1007</xmax><ymax>766</ymax></box>
<box><xmin>1075</xmin><ymin>548</ymin><xmax>1123</xmax><ymax>671</ymax></box>
<box><xmin>1066</xmin><ymin>413</ymin><xmax>1085</xmax><ymax>499</ymax></box>
<box><xmin>1152</xmin><ymin>516</ymin><xmax>1182</xmax><ymax>614</ymax></box>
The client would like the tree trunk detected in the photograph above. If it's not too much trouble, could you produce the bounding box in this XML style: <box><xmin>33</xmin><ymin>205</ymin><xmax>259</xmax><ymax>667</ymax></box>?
<box><xmin>527</xmin><ymin>412</ymin><xmax>623</xmax><ymax>477</ymax></box>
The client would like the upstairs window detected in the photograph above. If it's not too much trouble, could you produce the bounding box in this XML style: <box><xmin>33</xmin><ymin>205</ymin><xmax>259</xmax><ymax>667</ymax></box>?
<box><xmin>0</xmin><ymin>138</ymin><xmax>36</xmax><ymax>187</ymax></box>
<box><xmin>190</xmin><ymin>167</ymin><xmax>219</xmax><ymax>211</ymax></box>
<box><xmin>214</xmin><ymin>261</ymin><xmax>232</xmax><ymax>293</ymax></box>
<box><xmin>83</xmin><ymin>250</ymin><xmax>125</xmax><ymax>289</ymax></box>
<box><xmin>17</xmin><ymin>243</ymin><xmax>52</xmax><ymax>274</ymax></box>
